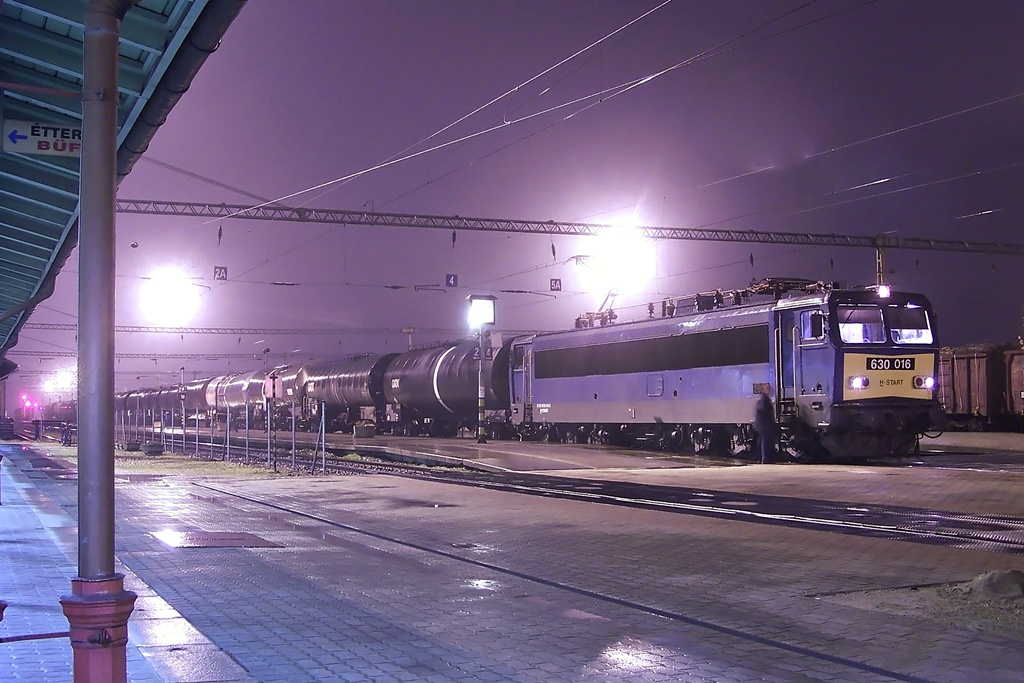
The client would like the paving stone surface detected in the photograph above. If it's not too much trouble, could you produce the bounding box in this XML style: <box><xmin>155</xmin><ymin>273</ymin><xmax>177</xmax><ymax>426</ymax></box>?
<box><xmin>2</xmin><ymin>440</ymin><xmax>1024</xmax><ymax>682</ymax></box>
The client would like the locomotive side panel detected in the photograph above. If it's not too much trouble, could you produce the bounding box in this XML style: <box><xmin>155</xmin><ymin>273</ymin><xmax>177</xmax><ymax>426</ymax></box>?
<box><xmin>521</xmin><ymin>308</ymin><xmax>774</xmax><ymax>427</ymax></box>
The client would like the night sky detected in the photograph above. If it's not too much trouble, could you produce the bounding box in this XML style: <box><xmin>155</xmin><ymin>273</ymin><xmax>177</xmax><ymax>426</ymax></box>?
<box><xmin>13</xmin><ymin>0</ymin><xmax>1024</xmax><ymax>398</ymax></box>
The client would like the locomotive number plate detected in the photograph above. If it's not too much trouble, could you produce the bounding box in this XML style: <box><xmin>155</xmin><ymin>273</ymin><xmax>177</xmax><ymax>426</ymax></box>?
<box><xmin>866</xmin><ymin>356</ymin><xmax>915</xmax><ymax>371</ymax></box>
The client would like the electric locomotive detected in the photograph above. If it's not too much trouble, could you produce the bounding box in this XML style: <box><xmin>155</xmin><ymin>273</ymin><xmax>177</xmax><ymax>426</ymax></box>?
<box><xmin>508</xmin><ymin>280</ymin><xmax>941</xmax><ymax>461</ymax></box>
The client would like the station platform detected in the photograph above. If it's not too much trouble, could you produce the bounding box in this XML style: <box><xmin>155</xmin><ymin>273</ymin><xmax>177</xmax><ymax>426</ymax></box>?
<box><xmin>2</xmin><ymin>434</ymin><xmax>1023</xmax><ymax>682</ymax></box>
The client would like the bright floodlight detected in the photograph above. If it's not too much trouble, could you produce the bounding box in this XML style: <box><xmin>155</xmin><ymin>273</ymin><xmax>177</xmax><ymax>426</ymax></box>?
<box><xmin>55</xmin><ymin>369</ymin><xmax>75</xmax><ymax>389</ymax></box>
<box><xmin>139</xmin><ymin>267</ymin><xmax>201</xmax><ymax>325</ymax></box>
<box><xmin>579</xmin><ymin>223</ymin><xmax>655</xmax><ymax>302</ymax></box>
<box><xmin>467</xmin><ymin>294</ymin><xmax>496</xmax><ymax>329</ymax></box>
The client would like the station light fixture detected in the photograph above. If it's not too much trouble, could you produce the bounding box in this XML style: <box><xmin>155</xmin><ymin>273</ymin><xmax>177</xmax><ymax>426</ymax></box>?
<box><xmin>467</xmin><ymin>294</ymin><xmax>496</xmax><ymax>329</ymax></box>
<box><xmin>467</xmin><ymin>294</ymin><xmax>497</xmax><ymax>445</ymax></box>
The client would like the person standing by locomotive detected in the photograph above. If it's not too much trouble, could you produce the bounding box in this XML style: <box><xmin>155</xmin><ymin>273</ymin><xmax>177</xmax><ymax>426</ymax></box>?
<box><xmin>753</xmin><ymin>392</ymin><xmax>777</xmax><ymax>464</ymax></box>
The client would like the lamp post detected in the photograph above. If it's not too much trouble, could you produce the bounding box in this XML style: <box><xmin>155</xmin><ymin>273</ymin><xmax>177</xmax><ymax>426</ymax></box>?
<box><xmin>467</xmin><ymin>295</ymin><xmax>496</xmax><ymax>444</ymax></box>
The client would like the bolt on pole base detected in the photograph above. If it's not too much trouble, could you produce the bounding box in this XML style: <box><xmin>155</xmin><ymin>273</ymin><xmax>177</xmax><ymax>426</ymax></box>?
<box><xmin>60</xmin><ymin>575</ymin><xmax>137</xmax><ymax>683</ymax></box>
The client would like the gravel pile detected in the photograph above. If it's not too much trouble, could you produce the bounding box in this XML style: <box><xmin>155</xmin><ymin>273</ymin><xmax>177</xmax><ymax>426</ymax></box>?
<box><xmin>824</xmin><ymin>570</ymin><xmax>1024</xmax><ymax>641</ymax></box>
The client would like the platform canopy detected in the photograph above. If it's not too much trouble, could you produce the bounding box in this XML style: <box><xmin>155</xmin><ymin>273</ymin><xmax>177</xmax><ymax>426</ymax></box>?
<box><xmin>0</xmin><ymin>0</ymin><xmax>246</xmax><ymax>379</ymax></box>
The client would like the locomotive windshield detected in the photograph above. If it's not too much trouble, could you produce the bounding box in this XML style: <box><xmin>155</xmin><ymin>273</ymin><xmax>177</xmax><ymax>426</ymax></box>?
<box><xmin>837</xmin><ymin>305</ymin><xmax>885</xmax><ymax>343</ymax></box>
<box><xmin>885</xmin><ymin>303</ymin><xmax>933</xmax><ymax>344</ymax></box>
<box><xmin>835</xmin><ymin>302</ymin><xmax>933</xmax><ymax>345</ymax></box>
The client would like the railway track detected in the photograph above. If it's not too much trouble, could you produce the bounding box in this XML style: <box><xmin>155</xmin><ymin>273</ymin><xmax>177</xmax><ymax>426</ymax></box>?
<box><xmin>19</xmin><ymin>425</ymin><xmax>1024</xmax><ymax>554</ymax></box>
<box><xmin>306</xmin><ymin>459</ymin><xmax>1024</xmax><ymax>557</ymax></box>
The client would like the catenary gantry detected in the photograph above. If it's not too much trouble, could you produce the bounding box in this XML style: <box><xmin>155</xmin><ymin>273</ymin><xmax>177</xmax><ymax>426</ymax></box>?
<box><xmin>116</xmin><ymin>198</ymin><xmax>1024</xmax><ymax>256</ymax></box>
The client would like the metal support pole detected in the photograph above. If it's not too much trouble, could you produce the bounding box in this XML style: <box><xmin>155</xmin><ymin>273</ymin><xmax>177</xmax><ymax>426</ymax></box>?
<box><xmin>269</xmin><ymin>376</ymin><xmax>276</xmax><ymax>471</ymax></box>
<box><xmin>194</xmin><ymin>407</ymin><xmax>199</xmax><ymax>455</ymax></box>
<box><xmin>477</xmin><ymin>331</ymin><xmax>487</xmax><ymax>444</ymax></box>
<box><xmin>264</xmin><ymin>349</ymin><xmax>270</xmax><ymax>467</ymax></box>
<box><xmin>76</xmin><ymin>0</ymin><xmax>125</xmax><ymax>582</ymax></box>
<box><xmin>62</xmin><ymin>3</ymin><xmax>137</xmax><ymax>680</ymax></box>
<box><xmin>226</xmin><ymin>404</ymin><xmax>231</xmax><ymax>462</ymax></box>
<box><xmin>211</xmin><ymin>395</ymin><xmax>216</xmax><ymax>456</ymax></box>
<box><xmin>245</xmin><ymin>403</ymin><xmax>250</xmax><ymax>464</ymax></box>
<box><xmin>291</xmin><ymin>400</ymin><xmax>296</xmax><ymax>470</ymax></box>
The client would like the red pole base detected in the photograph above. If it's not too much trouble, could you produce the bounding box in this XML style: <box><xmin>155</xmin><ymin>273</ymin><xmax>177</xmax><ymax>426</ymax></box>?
<box><xmin>60</xmin><ymin>575</ymin><xmax>137</xmax><ymax>683</ymax></box>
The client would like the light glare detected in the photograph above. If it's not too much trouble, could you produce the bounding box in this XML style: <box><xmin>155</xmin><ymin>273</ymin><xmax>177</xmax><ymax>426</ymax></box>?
<box><xmin>578</xmin><ymin>224</ymin><xmax>654</xmax><ymax>302</ymax></box>
<box><xmin>139</xmin><ymin>268</ymin><xmax>200</xmax><ymax>325</ymax></box>
<box><xmin>467</xmin><ymin>296</ymin><xmax>496</xmax><ymax>328</ymax></box>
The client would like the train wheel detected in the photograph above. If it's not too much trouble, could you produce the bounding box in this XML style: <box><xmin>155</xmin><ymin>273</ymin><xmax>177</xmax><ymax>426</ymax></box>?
<box><xmin>783</xmin><ymin>429</ymin><xmax>822</xmax><ymax>463</ymax></box>
<box><xmin>664</xmin><ymin>428</ymin><xmax>687</xmax><ymax>452</ymax></box>
<box><xmin>612</xmin><ymin>425</ymin><xmax>636</xmax><ymax>448</ymax></box>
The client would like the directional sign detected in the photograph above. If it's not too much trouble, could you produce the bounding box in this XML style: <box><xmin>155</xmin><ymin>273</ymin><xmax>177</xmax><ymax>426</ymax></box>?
<box><xmin>3</xmin><ymin>120</ymin><xmax>82</xmax><ymax>157</ymax></box>
<box><xmin>445</xmin><ymin>273</ymin><xmax>458</xmax><ymax>287</ymax></box>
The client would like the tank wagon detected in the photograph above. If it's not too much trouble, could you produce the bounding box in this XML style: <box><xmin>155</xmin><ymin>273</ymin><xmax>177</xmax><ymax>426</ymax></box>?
<box><xmin>41</xmin><ymin>400</ymin><xmax>77</xmax><ymax>424</ymax></box>
<box><xmin>106</xmin><ymin>279</ymin><xmax>943</xmax><ymax>461</ymax></box>
<box><xmin>295</xmin><ymin>355</ymin><xmax>398</xmax><ymax>432</ymax></box>
<box><xmin>382</xmin><ymin>342</ymin><xmax>510</xmax><ymax>436</ymax></box>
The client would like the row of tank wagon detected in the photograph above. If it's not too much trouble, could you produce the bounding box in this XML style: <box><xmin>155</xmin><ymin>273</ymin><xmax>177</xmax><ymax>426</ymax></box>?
<box><xmin>116</xmin><ymin>344</ymin><xmax>512</xmax><ymax>437</ymax></box>
<box><xmin>41</xmin><ymin>400</ymin><xmax>77</xmax><ymax>424</ymax></box>
<box><xmin>109</xmin><ymin>279</ymin><xmax>944</xmax><ymax>461</ymax></box>
<box><xmin>935</xmin><ymin>344</ymin><xmax>1024</xmax><ymax>431</ymax></box>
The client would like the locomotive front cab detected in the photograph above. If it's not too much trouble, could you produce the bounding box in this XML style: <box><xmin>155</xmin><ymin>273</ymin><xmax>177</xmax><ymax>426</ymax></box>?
<box><xmin>825</xmin><ymin>288</ymin><xmax>942</xmax><ymax>458</ymax></box>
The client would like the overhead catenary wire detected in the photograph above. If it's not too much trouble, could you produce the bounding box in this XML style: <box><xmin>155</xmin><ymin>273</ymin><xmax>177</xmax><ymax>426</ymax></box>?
<box><xmin>114</xmin><ymin>2</ymin><xmax>1024</xmax><ymax>317</ymax></box>
<box><xmin>136</xmin><ymin>0</ymin><xmax>881</xmax><ymax>295</ymax></box>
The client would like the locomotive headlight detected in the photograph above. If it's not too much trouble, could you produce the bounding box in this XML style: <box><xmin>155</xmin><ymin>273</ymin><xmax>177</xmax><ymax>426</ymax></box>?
<box><xmin>913</xmin><ymin>375</ymin><xmax>935</xmax><ymax>390</ymax></box>
<box><xmin>848</xmin><ymin>375</ymin><xmax>870</xmax><ymax>390</ymax></box>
